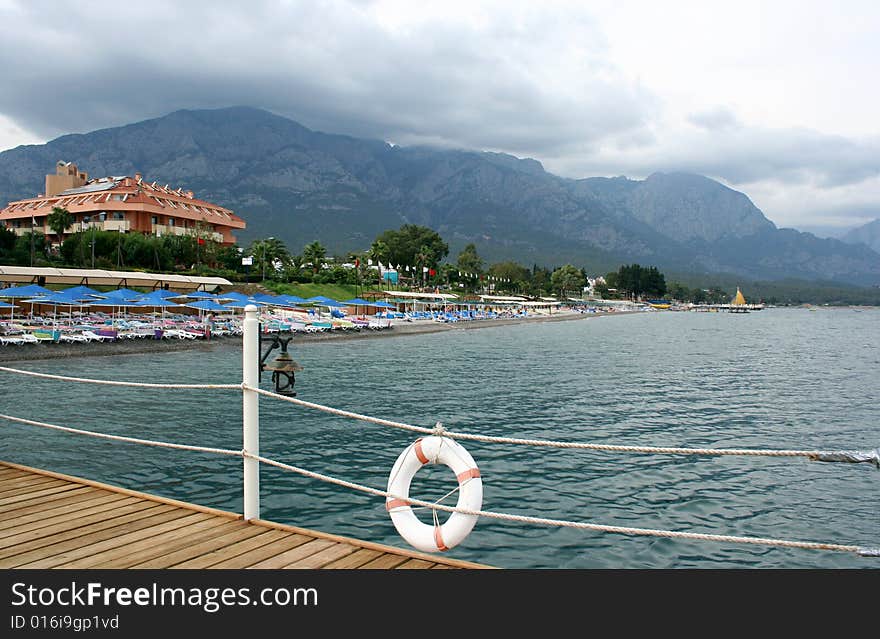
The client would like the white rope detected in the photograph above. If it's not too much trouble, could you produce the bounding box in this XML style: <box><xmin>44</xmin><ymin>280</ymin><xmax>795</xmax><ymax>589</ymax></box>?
<box><xmin>0</xmin><ymin>366</ymin><xmax>240</xmax><ymax>390</ymax></box>
<box><xmin>0</xmin><ymin>413</ymin><xmax>241</xmax><ymax>457</ymax></box>
<box><xmin>248</xmin><ymin>452</ymin><xmax>877</xmax><ymax>557</ymax></box>
<box><xmin>1</xmin><ymin>411</ymin><xmax>874</xmax><ymax>557</ymax></box>
<box><xmin>0</xmin><ymin>366</ymin><xmax>870</xmax><ymax>463</ymax></box>
<box><xmin>245</xmin><ymin>385</ymin><xmax>845</xmax><ymax>460</ymax></box>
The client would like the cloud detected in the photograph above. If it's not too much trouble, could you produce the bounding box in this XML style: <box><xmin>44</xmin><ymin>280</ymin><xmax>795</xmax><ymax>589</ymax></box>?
<box><xmin>0</xmin><ymin>0</ymin><xmax>656</xmax><ymax>160</ymax></box>
<box><xmin>687</xmin><ymin>106</ymin><xmax>740</xmax><ymax>132</ymax></box>
<box><xmin>1</xmin><ymin>0</ymin><xmax>879</xmax><ymax>231</ymax></box>
<box><xmin>550</xmin><ymin>122</ymin><xmax>880</xmax><ymax>190</ymax></box>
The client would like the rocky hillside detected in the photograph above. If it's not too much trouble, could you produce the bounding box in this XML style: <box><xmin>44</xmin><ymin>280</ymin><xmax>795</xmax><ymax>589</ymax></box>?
<box><xmin>1</xmin><ymin>106</ymin><xmax>878</xmax><ymax>285</ymax></box>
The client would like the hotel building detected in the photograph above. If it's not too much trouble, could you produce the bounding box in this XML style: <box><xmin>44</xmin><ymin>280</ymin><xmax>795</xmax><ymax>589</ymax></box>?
<box><xmin>0</xmin><ymin>161</ymin><xmax>246</xmax><ymax>245</ymax></box>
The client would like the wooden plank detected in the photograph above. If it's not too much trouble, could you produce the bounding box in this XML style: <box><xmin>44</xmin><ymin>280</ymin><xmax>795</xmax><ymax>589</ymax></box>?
<box><xmin>282</xmin><ymin>543</ymin><xmax>358</xmax><ymax>569</ymax></box>
<box><xmin>17</xmin><ymin>512</ymin><xmax>213</xmax><ymax>569</ymax></box>
<box><xmin>246</xmin><ymin>539</ymin><xmax>336</xmax><ymax>569</ymax></box>
<box><xmin>0</xmin><ymin>495</ymin><xmax>142</xmax><ymax>539</ymax></box>
<box><xmin>358</xmin><ymin>554</ymin><xmax>411</xmax><ymax>569</ymax></box>
<box><xmin>0</xmin><ymin>483</ymin><xmax>83</xmax><ymax>507</ymax></box>
<box><xmin>0</xmin><ymin>476</ymin><xmax>67</xmax><ymax>494</ymax></box>
<box><xmin>0</xmin><ymin>492</ymin><xmax>132</xmax><ymax>532</ymax></box>
<box><xmin>322</xmin><ymin>548</ymin><xmax>384</xmax><ymax>569</ymax></box>
<box><xmin>207</xmin><ymin>533</ymin><xmax>313</xmax><ymax>569</ymax></box>
<box><xmin>0</xmin><ymin>504</ymin><xmax>178</xmax><ymax>566</ymax></box>
<box><xmin>52</xmin><ymin>513</ymin><xmax>226</xmax><ymax>569</ymax></box>
<box><xmin>0</xmin><ymin>463</ymin><xmax>490</xmax><ymax>570</ymax></box>
<box><xmin>395</xmin><ymin>558</ymin><xmax>436</xmax><ymax>569</ymax></box>
<box><xmin>430</xmin><ymin>564</ymin><xmax>455</xmax><ymax>569</ymax></box>
<box><xmin>170</xmin><ymin>530</ymin><xmax>292</xmax><ymax>569</ymax></box>
<box><xmin>129</xmin><ymin>525</ymin><xmax>269</xmax><ymax>569</ymax></box>
<box><xmin>0</xmin><ymin>487</ymin><xmax>100</xmax><ymax>517</ymax></box>
<box><xmin>249</xmin><ymin>518</ymin><xmax>493</xmax><ymax>569</ymax></box>
<box><xmin>0</xmin><ymin>499</ymin><xmax>163</xmax><ymax>552</ymax></box>
<box><xmin>0</xmin><ymin>461</ymin><xmax>242</xmax><ymax>520</ymax></box>
<box><xmin>95</xmin><ymin>520</ymin><xmax>250</xmax><ymax>569</ymax></box>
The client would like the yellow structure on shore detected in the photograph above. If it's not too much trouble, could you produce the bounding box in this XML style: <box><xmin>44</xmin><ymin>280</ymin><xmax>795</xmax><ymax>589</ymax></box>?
<box><xmin>732</xmin><ymin>287</ymin><xmax>747</xmax><ymax>306</ymax></box>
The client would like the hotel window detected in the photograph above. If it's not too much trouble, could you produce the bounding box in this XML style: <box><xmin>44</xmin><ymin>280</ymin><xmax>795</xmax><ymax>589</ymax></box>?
<box><xmin>168</xmin><ymin>218</ymin><xmax>175</xmax><ymax>227</ymax></box>
<box><xmin>151</xmin><ymin>216</ymin><xmax>158</xmax><ymax>225</ymax></box>
<box><xmin>113</xmin><ymin>212</ymin><xmax>125</xmax><ymax>221</ymax></box>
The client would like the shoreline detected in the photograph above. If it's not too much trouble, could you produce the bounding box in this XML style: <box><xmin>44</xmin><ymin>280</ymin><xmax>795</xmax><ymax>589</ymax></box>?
<box><xmin>0</xmin><ymin>310</ymin><xmax>640</xmax><ymax>363</ymax></box>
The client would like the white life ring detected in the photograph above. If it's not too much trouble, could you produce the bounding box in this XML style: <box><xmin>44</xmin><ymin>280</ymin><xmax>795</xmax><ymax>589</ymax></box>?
<box><xmin>386</xmin><ymin>436</ymin><xmax>483</xmax><ymax>553</ymax></box>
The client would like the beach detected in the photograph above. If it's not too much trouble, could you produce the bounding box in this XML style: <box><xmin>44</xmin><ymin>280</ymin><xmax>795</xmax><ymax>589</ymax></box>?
<box><xmin>0</xmin><ymin>309</ymin><xmax>633</xmax><ymax>363</ymax></box>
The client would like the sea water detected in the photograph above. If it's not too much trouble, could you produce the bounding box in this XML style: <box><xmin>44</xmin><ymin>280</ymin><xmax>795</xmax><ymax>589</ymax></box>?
<box><xmin>4</xmin><ymin>307</ymin><xmax>878</xmax><ymax>568</ymax></box>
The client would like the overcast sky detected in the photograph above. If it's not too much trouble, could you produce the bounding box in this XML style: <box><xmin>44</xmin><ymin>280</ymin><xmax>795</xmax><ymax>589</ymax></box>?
<box><xmin>1</xmin><ymin>0</ymin><xmax>878</xmax><ymax>232</ymax></box>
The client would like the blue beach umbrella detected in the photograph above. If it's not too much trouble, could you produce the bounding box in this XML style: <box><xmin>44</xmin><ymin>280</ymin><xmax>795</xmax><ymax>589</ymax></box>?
<box><xmin>60</xmin><ymin>285</ymin><xmax>101</xmax><ymax>299</ymax></box>
<box><xmin>218</xmin><ymin>291</ymin><xmax>251</xmax><ymax>302</ymax></box>
<box><xmin>22</xmin><ymin>293</ymin><xmax>82</xmax><ymax>327</ymax></box>
<box><xmin>147</xmin><ymin>289</ymin><xmax>179</xmax><ymax>299</ymax></box>
<box><xmin>99</xmin><ymin>289</ymin><xmax>141</xmax><ymax>302</ymax></box>
<box><xmin>178</xmin><ymin>291</ymin><xmax>222</xmax><ymax>300</ymax></box>
<box><xmin>136</xmin><ymin>297</ymin><xmax>181</xmax><ymax>326</ymax></box>
<box><xmin>373</xmin><ymin>301</ymin><xmax>396</xmax><ymax>309</ymax></box>
<box><xmin>185</xmin><ymin>299</ymin><xmax>231</xmax><ymax>312</ymax></box>
<box><xmin>341</xmin><ymin>298</ymin><xmax>374</xmax><ymax>306</ymax></box>
<box><xmin>0</xmin><ymin>284</ymin><xmax>52</xmax><ymax>298</ymax></box>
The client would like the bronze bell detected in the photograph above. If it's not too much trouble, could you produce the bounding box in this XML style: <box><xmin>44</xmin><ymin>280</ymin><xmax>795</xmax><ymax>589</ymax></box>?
<box><xmin>265</xmin><ymin>351</ymin><xmax>303</xmax><ymax>397</ymax></box>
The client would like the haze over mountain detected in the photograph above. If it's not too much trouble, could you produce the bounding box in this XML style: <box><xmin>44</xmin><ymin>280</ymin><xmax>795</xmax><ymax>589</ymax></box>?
<box><xmin>1</xmin><ymin>107</ymin><xmax>878</xmax><ymax>285</ymax></box>
<box><xmin>839</xmin><ymin>218</ymin><xmax>880</xmax><ymax>254</ymax></box>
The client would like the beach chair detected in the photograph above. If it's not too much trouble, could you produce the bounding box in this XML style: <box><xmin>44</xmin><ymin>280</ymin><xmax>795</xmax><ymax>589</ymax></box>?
<box><xmin>81</xmin><ymin>330</ymin><xmax>112</xmax><ymax>342</ymax></box>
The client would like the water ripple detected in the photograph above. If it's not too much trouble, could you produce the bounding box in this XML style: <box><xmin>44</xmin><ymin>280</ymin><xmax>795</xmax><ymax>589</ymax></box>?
<box><xmin>3</xmin><ymin>308</ymin><xmax>877</xmax><ymax>568</ymax></box>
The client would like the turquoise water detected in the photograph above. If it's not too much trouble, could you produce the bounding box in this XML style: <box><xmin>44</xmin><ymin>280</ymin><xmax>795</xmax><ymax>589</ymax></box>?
<box><xmin>3</xmin><ymin>308</ymin><xmax>878</xmax><ymax>568</ymax></box>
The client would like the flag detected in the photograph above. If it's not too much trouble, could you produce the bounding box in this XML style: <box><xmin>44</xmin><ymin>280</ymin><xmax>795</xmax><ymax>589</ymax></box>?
<box><xmin>423</xmin><ymin>266</ymin><xmax>428</xmax><ymax>273</ymax></box>
<box><xmin>367</xmin><ymin>258</ymin><xmax>373</xmax><ymax>266</ymax></box>
<box><xmin>197</xmin><ymin>237</ymin><xmax>205</xmax><ymax>245</ymax></box>
<box><xmin>355</xmin><ymin>258</ymin><xmax>360</xmax><ymax>267</ymax></box>
<box><xmin>429</xmin><ymin>268</ymin><xmax>436</xmax><ymax>277</ymax></box>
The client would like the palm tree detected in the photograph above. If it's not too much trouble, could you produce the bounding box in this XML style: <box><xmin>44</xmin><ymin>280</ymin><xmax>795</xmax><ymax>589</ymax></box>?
<box><xmin>46</xmin><ymin>207</ymin><xmax>73</xmax><ymax>248</ymax></box>
<box><xmin>302</xmin><ymin>240</ymin><xmax>326</xmax><ymax>274</ymax></box>
<box><xmin>248</xmin><ymin>237</ymin><xmax>290</xmax><ymax>280</ymax></box>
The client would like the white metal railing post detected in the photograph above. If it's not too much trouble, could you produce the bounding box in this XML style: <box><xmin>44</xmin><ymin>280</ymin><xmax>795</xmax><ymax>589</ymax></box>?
<box><xmin>242</xmin><ymin>304</ymin><xmax>260</xmax><ymax>520</ymax></box>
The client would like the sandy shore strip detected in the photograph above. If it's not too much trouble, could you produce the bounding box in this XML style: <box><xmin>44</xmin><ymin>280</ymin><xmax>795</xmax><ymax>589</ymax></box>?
<box><xmin>0</xmin><ymin>310</ymin><xmax>640</xmax><ymax>363</ymax></box>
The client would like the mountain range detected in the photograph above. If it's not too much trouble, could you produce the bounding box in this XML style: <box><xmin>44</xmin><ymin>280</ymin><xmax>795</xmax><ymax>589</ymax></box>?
<box><xmin>1</xmin><ymin>106</ymin><xmax>878</xmax><ymax>285</ymax></box>
<box><xmin>840</xmin><ymin>218</ymin><xmax>880</xmax><ymax>254</ymax></box>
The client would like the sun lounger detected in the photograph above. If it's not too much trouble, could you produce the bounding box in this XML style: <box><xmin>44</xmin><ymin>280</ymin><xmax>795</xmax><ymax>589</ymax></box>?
<box><xmin>59</xmin><ymin>332</ymin><xmax>90</xmax><ymax>343</ymax></box>
<box><xmin>82</xmin><ymin>330</ymin><xmax>114</xmax><ymax>343</ymax></box>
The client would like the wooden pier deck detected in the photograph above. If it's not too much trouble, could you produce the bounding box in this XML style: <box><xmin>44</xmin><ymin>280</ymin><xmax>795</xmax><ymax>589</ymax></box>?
<box><xmin>0</xmin><ymin>461</ymin><xmax>491</xmax><ymax>570</ymax></box>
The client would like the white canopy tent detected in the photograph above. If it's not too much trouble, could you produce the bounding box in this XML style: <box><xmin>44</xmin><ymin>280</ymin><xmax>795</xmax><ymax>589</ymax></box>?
<box><xmin>0</xmin><ymin>266</ymin><xmax>231</xmax><ymax>292</ymax></box>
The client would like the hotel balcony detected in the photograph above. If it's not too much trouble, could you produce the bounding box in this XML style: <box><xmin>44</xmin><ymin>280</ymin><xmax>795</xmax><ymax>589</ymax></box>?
<box><xmin>103</xmin><ymin>219</ymin><xmax>130</xmax><ymax>232</ymax></box>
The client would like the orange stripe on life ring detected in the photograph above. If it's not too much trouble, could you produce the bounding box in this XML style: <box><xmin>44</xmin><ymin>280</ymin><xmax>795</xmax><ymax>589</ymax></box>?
<box><xmin>434</xmin><ymin>525</ymin><xmax>449</xmax><ymax>552</ymax></box>
<box><xmin>456</xmin><ymin>468</ymin><xmax>481</xmax><ymax>483</ymax></box>
<box><xmin>414</xmin><ymin>438</ymin><xmax>429</xmax><ymax>464</ymax></box>
<box><xmin>386</xmin><ymin>499</ymin><xmax>411</xmax><ymax>511</ymax></box>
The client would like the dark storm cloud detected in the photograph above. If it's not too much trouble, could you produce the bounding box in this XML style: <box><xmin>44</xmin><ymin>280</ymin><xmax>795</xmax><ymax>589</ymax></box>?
<box><xmin>2</xmin><ymin>0</ymin><xmax>878</xmax><ymax>227</ymax></box>
<box><xmin>0</xmin><ymin>0</ymin><xmax>655</xmax><ymax>158</ymax></box>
